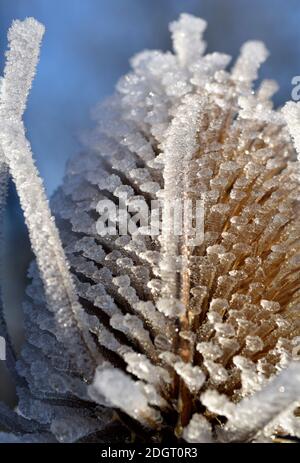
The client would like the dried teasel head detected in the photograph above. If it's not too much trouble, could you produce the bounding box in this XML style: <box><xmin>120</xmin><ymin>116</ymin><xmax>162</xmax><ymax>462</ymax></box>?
<box><xmin>1</xmin><ymin>14</ymin><xmax>300</xmax><ymax>443</ymax></box>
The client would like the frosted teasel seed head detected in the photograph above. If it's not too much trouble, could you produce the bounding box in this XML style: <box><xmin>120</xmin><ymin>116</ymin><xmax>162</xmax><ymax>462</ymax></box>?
<box><xmin>1</xmin><ymin>13</ymin><xmax>300</xmax><ymax>443</ymax></box>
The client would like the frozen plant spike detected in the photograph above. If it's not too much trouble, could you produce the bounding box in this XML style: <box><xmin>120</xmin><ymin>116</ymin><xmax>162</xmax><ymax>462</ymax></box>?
<box><xmin>174</xmin><ymin>361</ymin><xmax>205</xmax><ymax>393</ymax></box>
<box><xmin>170</xmin><ymin>13</ymin><xmax>207</xmax><ymax>67</ymax></box>
<box><xmin>0</xmin><ymin>18</ymin><xmax>99</xmax><ymax>378</ymax></box>
<box><xmin>218</xmin><ymin>362</ymin><xmax>300</xmax><ymax>442</ymax></box>
<box><xmin>232</xmin><ymin>41</ymin><xmax>269</xmax><ymax>86</ymax></box>
<box><xmin>88</xmin><ymin>365</ymin><xmax>161</xmax><ymax>427</ymax></box>
<box><xmin>0</xmin><ymin>18</ymin><xmax>44</xmax><ymax>120</ymax></box>
<box><xmin>158</xmin><ymin>94</ymin><xmax>205</xmax><ymax>318</ymax></box>
<box><xmin>0</xmin><ymin>19</ymin><xmax>47</xmax><ymax>375</ymax></box>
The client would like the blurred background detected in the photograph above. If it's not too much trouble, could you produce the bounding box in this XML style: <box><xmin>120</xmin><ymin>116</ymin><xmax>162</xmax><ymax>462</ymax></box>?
<box><xmin>1</xmin><ymin>0</ymin><xmax>300</xmax><ymax>404</ymax></box>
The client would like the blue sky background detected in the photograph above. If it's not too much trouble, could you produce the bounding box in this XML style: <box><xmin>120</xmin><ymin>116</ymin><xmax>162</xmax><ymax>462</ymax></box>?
<box><xmin>1</xmin><ymin>0</ymin><xmax>300</xmax><ymax>403</ymax></box>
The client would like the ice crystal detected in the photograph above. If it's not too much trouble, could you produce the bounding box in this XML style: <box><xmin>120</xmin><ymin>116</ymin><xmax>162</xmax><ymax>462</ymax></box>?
<box><xmin>1</xmin><ymin>13</ymin><xmax>300</xmax><ymax>443</ymax></box>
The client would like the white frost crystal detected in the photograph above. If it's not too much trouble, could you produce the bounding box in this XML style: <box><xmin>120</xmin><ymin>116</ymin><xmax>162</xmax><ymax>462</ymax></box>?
<box><xmin>1</xmin><ymin>13</ymin><xmax>300</xmax><ymax>443</ymax></box>
<box><xmin>232</xmin><ymin>41</ymin><xmax>269</xmax><ymax>86</ymax></box>
<box><xmin>183</xmin><ymin>414</ymin><xmax>212</xmax><ymax>443</ymax></box>
<box><xmin>283</xmin><ymin>101</ymin><xmax>300</xmax><ymax>160</ymax></box>
<box><xmin>174</xmin><ymin>361</ymin><xmax>205</xmax><ymax>393</ymax></box>
<box><xmin>170</xmin><ymin>13</ymin><xmax>207</xmax><ymax>67</ymax></box>
<box><xmin>89</xmin><ymin>365</ymin><xmax>160</xmax><ymax>425</ymax></box>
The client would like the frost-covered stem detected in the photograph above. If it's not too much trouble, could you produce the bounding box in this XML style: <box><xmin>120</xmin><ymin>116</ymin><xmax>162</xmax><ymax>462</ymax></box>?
<box><xmin>218</xmin><ymin>362</ymin><xmax>300</xmax><ymax>442</ymax></box>
<box><xmin>176</xmin><ymin>239</ymin><xmax>192</xmax><ymax>433</ymax></box>
<box><xmin>176</xmin><ymin>191</ymin><xmax>196</xmax><ymax>431</ymax></box>
<box><xmin>0</xmin><ymin>18</ymin><xmax>100</xmax><ymax>378</ymax></box>
<box><xmin>0</xmin><ymin>18</ymin><xmax>47</xmax><ymax>378</ymax></box>
<box><xmin>160</xmin><ymin>94</ymin><xmax>204</xmax><ymax>433</ymax></box>
<box><xmin>0</xmin><ymin>121</ymin><xmax>99</xmax><ymax>377</ymax></box>
<box><xmin>0</xmin><ymin>18</ymin><xmax>46</xmax><ymax>120</ymax></box>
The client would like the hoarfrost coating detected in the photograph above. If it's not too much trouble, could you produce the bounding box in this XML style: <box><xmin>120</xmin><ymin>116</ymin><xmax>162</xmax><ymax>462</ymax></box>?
<box><xmin>0</xmin><ymin>13</ymin><xmax>300</xmax><ymax>443</ymax></box>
